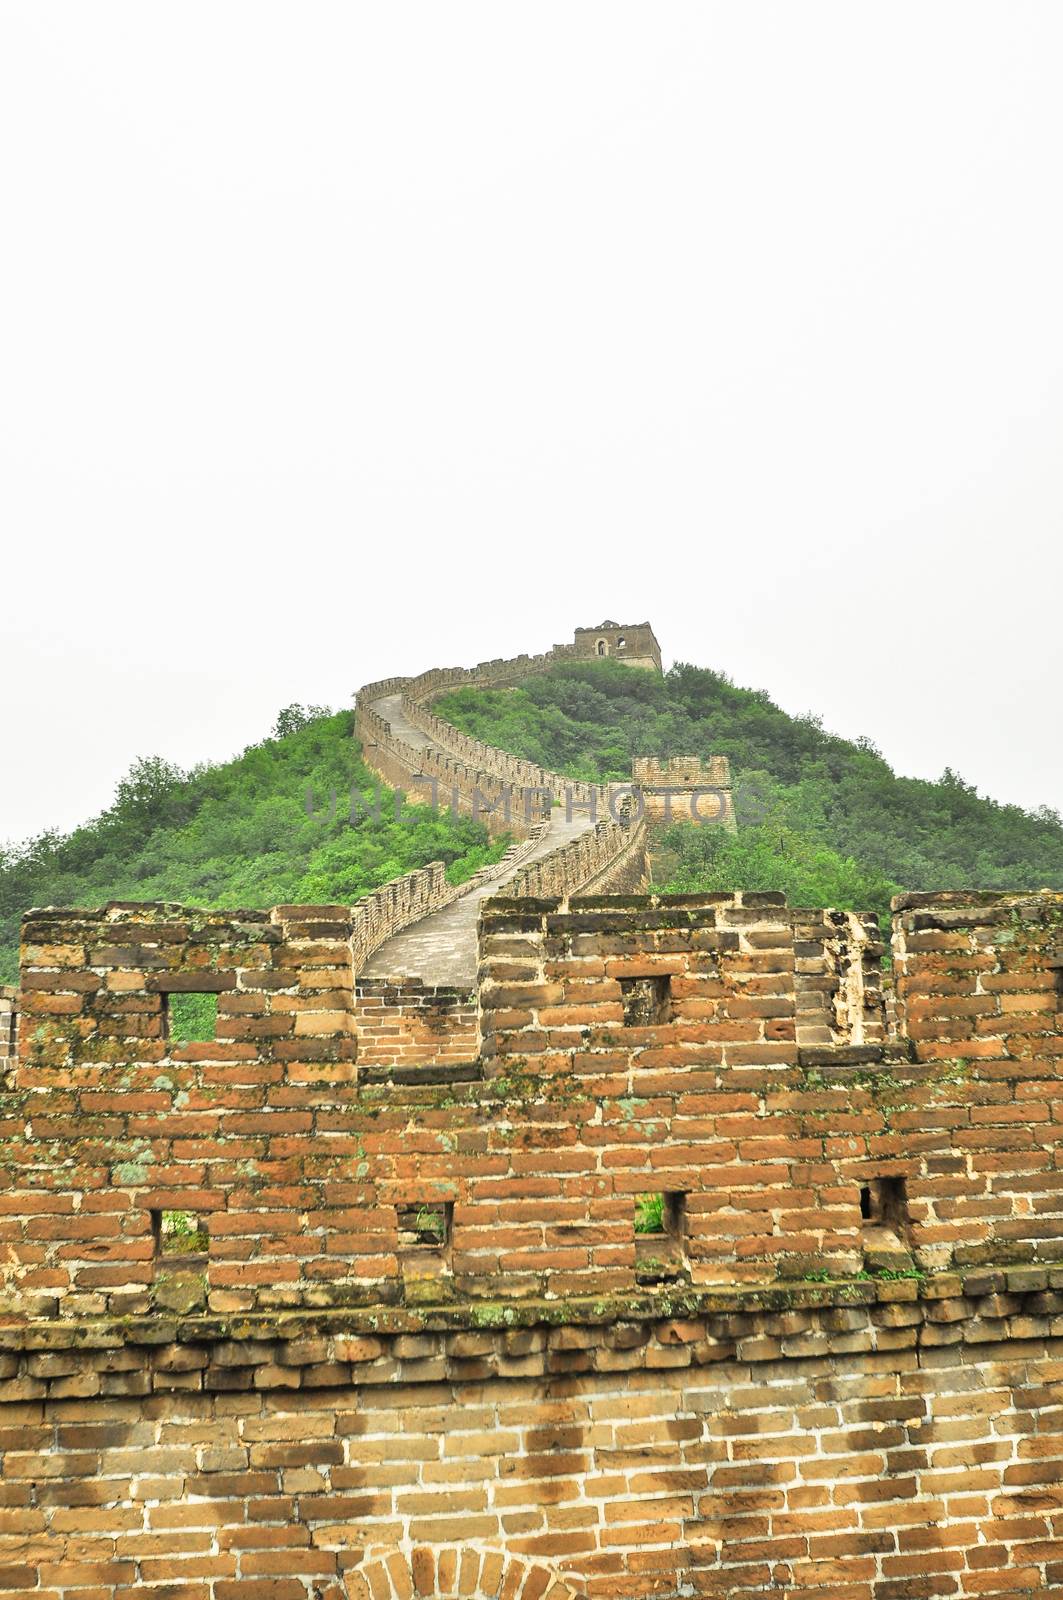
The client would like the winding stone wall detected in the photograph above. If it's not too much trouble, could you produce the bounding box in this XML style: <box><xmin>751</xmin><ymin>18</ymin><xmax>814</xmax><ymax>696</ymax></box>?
<box><xmin>349</xmin><ymin>828</ymin><xmax>548</xmax><ymax>975</ymax></box>
<box><xmin>502</xmin><ymin>807</ymin><xmax>648</xmax><ymax>901</ymax></box>
<box><xmin>354</xmin><ymin>642</ymin><xmax>654</xmax><ymax>906</ymax></box>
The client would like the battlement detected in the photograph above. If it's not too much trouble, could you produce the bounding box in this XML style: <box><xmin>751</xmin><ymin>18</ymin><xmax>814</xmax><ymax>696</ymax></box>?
<box><xmin>5</xmin><ymin>887</ymin><xmax>1063</xmax><ymax>1324</ymax></box>
<box><xmin>632</xmin><ymin>752</ymin><xmax>737</xmax><ymax>827</ymax></box>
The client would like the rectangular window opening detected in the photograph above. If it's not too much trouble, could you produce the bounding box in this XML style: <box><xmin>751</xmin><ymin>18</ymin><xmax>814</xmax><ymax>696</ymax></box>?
<box><xmin>153</xmin><ymin>1209</ymin><xmax>209</xmax><ymax>1258</ymax></box>
<box><xmin>1051</xmin><ymin>958</ymin><xmax>1063</xmax><ymax>1010</ymax></box>
<box><xmin>862</xmin><ymin>1175</ymin><xmax>909</xmax><ymax>1232</ymax></box>
<box><xmin>397</xmin><ymin>1202</ymin><xmax>452</xmax><ymax>1252</ymax></box>
<box><xmin>621</xmin><ymin>974</ymin><xmax>672</xmax><ymax>1027</ymax></box>
<box><xmin>634</xmin><ymin>1190</ymin><xmax>685</xmax><ymax>1237</ymax></box>
<box><xmin>165</xmin><ymin>992</ymin><xmax>219</xmax><ymax>1047</ymax></box>
<box><xmin>634</xmin><ymin>1192</ymin><xmax>686</xmax><ymax>1284</ymax></box>
<box><xmin>634</xmin><ymin>1192</ymin><xmax>669</xmax><ymax>1236</ymax></box>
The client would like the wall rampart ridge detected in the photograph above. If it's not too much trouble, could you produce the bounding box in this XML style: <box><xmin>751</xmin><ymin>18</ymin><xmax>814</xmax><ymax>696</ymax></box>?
<box><xmin>502</xmin><ymin>803</ymin><xmax>647</xmax><ymax>902</ymax></box>
<box><xmin>399</xmin><ymin>660</ymin><xmax>610</xmax><ymax>809</ymax></box>
<box><xmin>349</xmin><ymin>824</ymin><xmax>549</xmax><ymax>975</ymax></box>
<box><xmin>352</xmin><ymin>633</ymin><xmax>674</xmax><ymax>933</ymax></box>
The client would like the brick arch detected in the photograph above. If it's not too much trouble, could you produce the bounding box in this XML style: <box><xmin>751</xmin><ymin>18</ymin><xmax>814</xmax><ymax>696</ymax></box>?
<box><xmin>342</xmin><ymin>1547</ymin><xmax>586</xmax><ymax>1600</ymax></box>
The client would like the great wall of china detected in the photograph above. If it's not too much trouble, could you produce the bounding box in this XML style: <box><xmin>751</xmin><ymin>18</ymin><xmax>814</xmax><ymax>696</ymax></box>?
<box><xmin>1</xmin><ymin>621</ymin><xmax>1061</xmax><ymax>1598</ymax></box>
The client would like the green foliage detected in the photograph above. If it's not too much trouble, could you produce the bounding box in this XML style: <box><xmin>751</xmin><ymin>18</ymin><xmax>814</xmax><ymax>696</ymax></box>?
<box><xmin>166</xmin><ymin>992</ymin><xmax>218</xmax><ymax>1046</ymax></box>
<box><xmin>413</xmin><ymin>1206</ymin><xmax>446</xmax><ymax>1240</ymax></box>
<box><xmin>0</xmin><ymin>709</ymin><xmax>508</xmax><ymax>983</ymax></box>
<box><xmin>272</xmin><ymin>703</ymin><xmax>331</xmax><ymax>739</ymax></box>
<box><xmin>660</xmin><ymin>817</ymin><xmax>899</xmax><ymax>924</ymax></box>
<box><xmin>160</xmin><ymin>1209</ymin><xmax>208</xmax><ymax>1255</ymax></box>
<box><xmin>436</xmin><ymin>661</ymin><xmax>1063</xmax><ymax>910</ymax></box>
<box><xmin>634</xmin><ymin>1193</ymin><xmax>665</xmax><ymax>1234</ymax></box>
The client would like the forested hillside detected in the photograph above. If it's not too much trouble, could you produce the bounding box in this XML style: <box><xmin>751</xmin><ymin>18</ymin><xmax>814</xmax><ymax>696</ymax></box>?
<box><xmin>0</xmin><ymin>707</ymin><xmax>504</xmax><ymax>984</ymax></box>
<box><xmin>435</xmin><ymin>661</ymin><xmax>1063</xmax><ymax>922</ymax></box>
<box><xmin>4</xmin><ymin>659</ymin><xmax>1059</xmax><ymax>986</ymax></box>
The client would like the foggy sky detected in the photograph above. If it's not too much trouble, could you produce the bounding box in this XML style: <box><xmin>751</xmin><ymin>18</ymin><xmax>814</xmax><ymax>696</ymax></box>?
<box><xmin>2</xmin><ymin>3</ymin><xmax>1061</xmax><ymax>845</ymax></box>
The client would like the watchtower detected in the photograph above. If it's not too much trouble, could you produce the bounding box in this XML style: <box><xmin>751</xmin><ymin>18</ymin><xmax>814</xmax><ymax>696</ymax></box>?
<box><xmin>572</xmin><ymin>619</ymin><xmax>662</xmax><ymax>671</ymax></box>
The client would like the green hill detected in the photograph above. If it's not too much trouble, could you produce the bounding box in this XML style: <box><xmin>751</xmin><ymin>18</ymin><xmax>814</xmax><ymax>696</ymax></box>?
<box><xmin>0</xmin><ymin>707</ymin><xmax>506</xmax><ymax>984</ymax></box>
<box><xmin>434</xmin><ymin>660</ymin><xmax>1063</xmax><ymax>924</ymax></box>
<box><xmin>4</xmin><ymin>661</ymin><xmax>1058</xmax><ymax>985</ymax></box>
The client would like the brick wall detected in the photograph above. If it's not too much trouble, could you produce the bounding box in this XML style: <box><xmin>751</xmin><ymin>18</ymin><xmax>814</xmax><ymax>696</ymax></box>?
<box><xmin>0</xmin><ymin>985</ymin><xmax>16</xmax><ymax>1083</ymax></box>
<box><xmin>632</xmin><ymin>754</ymin><xmax>737</xmax><ymax>829</ymax></box>
<box><xmin>10</xmin><ymin>889</ymin><xmax>1063</xmax><ymax>1314</ymax></box>
<box><xmin>2</xmin><ymin>1289</ymin><xmax>1061</xmax><ymax>1598</ymax></box>
<box><xmin>478</xmin><ymin>890</ymin><xmax>1063</xmax><ymax>1282</ymax></box>
<box><xmin>8</xmin><ymin>888</ymin><xmax>1063</xmax><ymax>1595</ymax></box>
<box><xmin>354</xmin><ymin>977</ymin><xmax>479</xmax><ymax>1069</ymax></box>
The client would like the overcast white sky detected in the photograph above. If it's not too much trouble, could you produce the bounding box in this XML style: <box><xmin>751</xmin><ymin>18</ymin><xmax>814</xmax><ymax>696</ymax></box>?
<box><xmin>2</xmin><ymin>3</ymin><xmax>1061</xmax><ymax>844</ymax></box>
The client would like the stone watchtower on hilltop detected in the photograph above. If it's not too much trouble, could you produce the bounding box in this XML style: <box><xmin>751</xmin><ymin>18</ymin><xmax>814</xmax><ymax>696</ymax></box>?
<box><xmin>572</xmin><ymin>618</ymin><xmax>662</xmax><ymax>671</ymax></box>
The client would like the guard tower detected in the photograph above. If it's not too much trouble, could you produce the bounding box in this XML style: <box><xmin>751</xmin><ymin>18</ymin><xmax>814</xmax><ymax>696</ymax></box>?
<box><xmin>572</xmin><ymin>619</ymin><xmax>662</xmax><ymax>672</ymax></box>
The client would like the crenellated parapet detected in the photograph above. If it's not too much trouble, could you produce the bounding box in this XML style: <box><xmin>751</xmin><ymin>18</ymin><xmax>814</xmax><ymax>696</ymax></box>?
<box><xmin>632</xmin><ymin>753</ymin><xmax>737</xmax><ymax>829</ymax></box>
<box><xmin>7</xmin><ymin>887</ymin><xmax>1063</xmax><ymax>1324</ymax></box>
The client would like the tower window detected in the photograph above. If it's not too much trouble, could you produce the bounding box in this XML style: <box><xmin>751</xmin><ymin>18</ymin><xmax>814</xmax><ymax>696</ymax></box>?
<box><xmin>617</xmin><ymin>636</ymin><xmax>626</xmax><ymax>649</ymax></box>
<box><xmin>597</xmin><ymin>639</ymin><xmax>607</xmax><ymax>656</ymax></box>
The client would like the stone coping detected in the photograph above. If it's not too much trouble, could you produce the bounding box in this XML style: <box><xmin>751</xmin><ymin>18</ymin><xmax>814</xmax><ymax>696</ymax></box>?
<box><xmin>3</xmin><ymin>1265</ymin><xmax>1060</xmax><ymax>1352</ymax></box>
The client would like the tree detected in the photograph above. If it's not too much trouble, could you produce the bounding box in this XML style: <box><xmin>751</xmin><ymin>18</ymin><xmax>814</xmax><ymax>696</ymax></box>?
<box><xmin>273</xmin><ymin>704</ymin><xmax>331</xmax><ymax>739</ymax></box>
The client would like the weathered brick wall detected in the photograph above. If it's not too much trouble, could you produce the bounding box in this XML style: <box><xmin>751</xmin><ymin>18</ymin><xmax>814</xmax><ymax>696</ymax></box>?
<box><xmin>8</xmin><ymin>888</ymin><xmax>1063</xmax><ymax>1595</ymax></box>
<box><xmin>892</xmin><ymin>888</ymin><xmax>1063</xmax><ymax>1058</ymax></box>
<box><xmin>2</xmin><ymin>1288</ymin><xmax>1061</xmax><ymax>1598</ymax></box>
<box><xmin>0</xmin><ymin>985</ymin><xmax>16</xmax><ymax>1084</ymax></box>
<box><xmin>11</xmin><ymin>890</ymin><xmax>1063</xmax><ymax>1315</ymax></box>
<box><xmin>478</xmin><ymin>891</ymin><xmax>1063</xmax><ymax>1282</ymax></box>
<box><xmin>354</xmin><ymin>977</ymin><xmax>478</xmax><ymax>1069</ymax></box>
<box><xmin>632</xmin><ymin>754</ymin><xmax>737</xmax><ymax>830</ymax></box>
